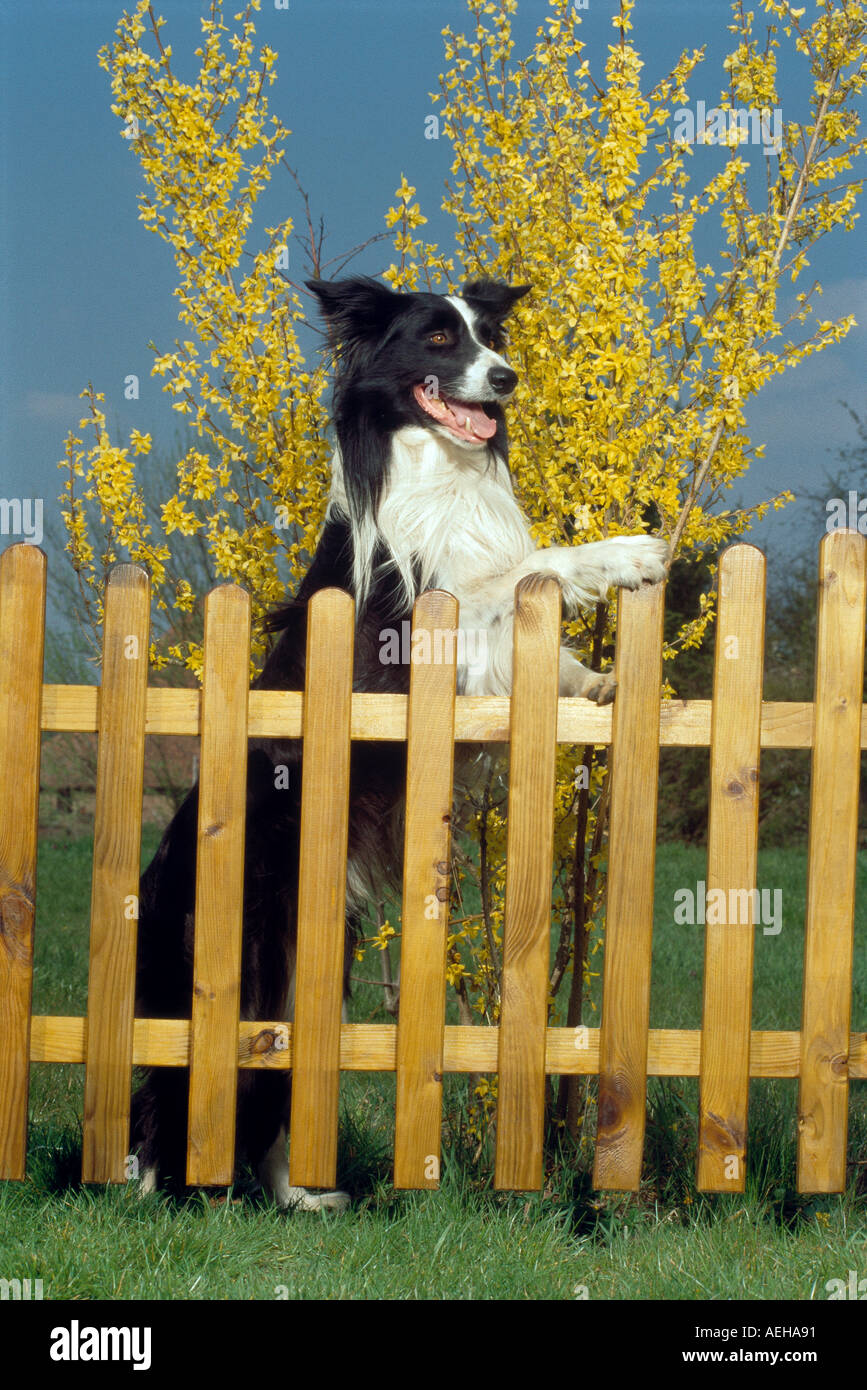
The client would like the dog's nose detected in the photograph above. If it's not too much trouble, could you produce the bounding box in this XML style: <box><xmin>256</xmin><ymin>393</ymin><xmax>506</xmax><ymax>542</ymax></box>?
<box><xmin>487</xmin><ymin>365</ymin><xmax>518</xmax><ymax>397</ymax></box>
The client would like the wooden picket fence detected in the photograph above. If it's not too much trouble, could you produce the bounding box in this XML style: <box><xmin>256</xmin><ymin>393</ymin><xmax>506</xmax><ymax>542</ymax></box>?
<box><xmin>0</xmin><ymin>532</ymin><xmax>865</xmax><ymax>1197</ymax></box>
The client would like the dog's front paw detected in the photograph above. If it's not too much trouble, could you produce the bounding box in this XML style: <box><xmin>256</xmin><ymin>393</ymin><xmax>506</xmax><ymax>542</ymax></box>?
<box><xmin>583</xmin><ymin>672</ymin><xmax>617</xmax><ymax>705</ymax></box>
<box><xmin>604</xmin><ymin>535</ymin><xmax>669</xmax><ymax>590</ymax></box>
<box><xmin>561</xmin><ymin>654</ymin><xmax>618</xmax><ymax>704</ymax></box>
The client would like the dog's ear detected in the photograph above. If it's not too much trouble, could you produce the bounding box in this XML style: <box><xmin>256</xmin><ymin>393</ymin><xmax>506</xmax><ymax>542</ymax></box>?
<box><xmin>460</xmin><ymin>279</ymin><xmax>531</xmax><ymax>321</ymax></box>
<box><xmin>305</xmin><ymin>276</ymin><xmax>406</xmax><ymax>354</ymax></box>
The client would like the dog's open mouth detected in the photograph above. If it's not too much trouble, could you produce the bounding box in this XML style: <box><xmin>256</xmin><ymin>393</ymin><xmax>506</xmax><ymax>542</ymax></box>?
<box><xmin>412</xmin><ymin>383</ymin><xmax>497</xmax><ymax>443</ymax></box>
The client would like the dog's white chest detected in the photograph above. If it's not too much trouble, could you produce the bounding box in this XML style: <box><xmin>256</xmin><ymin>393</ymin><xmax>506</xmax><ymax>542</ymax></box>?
<box><xmin>378</xmin><ymin>428</ymin><xmax>533</xmax><ymax>597</ymax></box>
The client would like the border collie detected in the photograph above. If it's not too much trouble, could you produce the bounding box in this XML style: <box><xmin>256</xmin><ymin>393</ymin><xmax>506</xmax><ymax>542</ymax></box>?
<box><xmin>131</xmin><ymin>276</ymin><xmax>668</xmax><ymax>1209</ymax></box>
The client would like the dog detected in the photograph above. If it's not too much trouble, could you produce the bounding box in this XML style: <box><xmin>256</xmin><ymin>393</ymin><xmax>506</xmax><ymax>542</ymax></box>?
<box><xmin>130</xmin><ymin>275</ymin><xmax>668</xmax><ymax>1209</ymax></box>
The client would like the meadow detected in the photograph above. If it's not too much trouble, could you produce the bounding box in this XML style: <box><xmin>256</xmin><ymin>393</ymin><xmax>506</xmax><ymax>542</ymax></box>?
<box><xmin>1</xmin><ymin>832</ymin><xmax>864</xmax><ymax>1301</ymax></box>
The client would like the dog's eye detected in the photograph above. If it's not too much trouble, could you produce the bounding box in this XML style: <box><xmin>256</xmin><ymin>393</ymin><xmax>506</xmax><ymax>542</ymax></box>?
<box><xmin>429</xmin><ymin>331</ymin><xmax>449</xmax><ymax>345</ymax></box>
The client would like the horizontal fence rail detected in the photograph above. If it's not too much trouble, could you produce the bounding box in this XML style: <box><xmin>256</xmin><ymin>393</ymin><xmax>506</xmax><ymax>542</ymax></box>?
<box><xmin>0</xmin><ymin>535</ymin><xmax>865</xmax><ymax>1196</ymax></box>
<box><xmin>34</xmin><ymin>687</ymin><xmax>867</xmax><ymax>749</ymax></box>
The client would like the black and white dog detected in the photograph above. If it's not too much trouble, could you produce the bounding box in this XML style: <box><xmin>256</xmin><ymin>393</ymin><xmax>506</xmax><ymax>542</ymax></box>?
<box><xmin>131</xmin><ymin>276</ymin><xmax>668</xmax><ymax>1209</ymax></box>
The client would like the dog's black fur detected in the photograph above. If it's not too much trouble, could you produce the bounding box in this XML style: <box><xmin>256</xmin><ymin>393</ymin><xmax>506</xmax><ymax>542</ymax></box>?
<box><xmin>130</xmin><ymin>502</ymin><xmax>412</xmax><ymax>1197</ymax></box>
<box><xmin>130</xmin><ymin>275</ymin><xmax>667</xmax><ymax>1204</ymax></box>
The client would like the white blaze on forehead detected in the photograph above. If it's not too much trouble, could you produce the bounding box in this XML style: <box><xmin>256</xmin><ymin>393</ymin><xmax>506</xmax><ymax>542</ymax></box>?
<box><xmin>446</xmin><ymin>294</ymin><xmax>513</xmax><ymax>399</ymax></box>
<box><xmin>446</xmin><ymin>294</ymin><xmax>487</xmax><ymax>344</ymax></box>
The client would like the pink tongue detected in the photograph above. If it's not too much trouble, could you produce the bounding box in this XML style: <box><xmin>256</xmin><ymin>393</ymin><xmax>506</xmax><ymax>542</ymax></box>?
<box><xmin>442</xmin><ymin>395</ymin><xmax>497</xmax><ymax>439</ymax></box>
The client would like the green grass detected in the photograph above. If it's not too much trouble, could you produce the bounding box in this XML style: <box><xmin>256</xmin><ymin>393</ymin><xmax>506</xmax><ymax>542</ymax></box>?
<box><xmin>1</xmin><ymin>835</ymin><xmax>864</xmax><ymax>1300</ymax></box>
<box><xmin>2</xmin><ymin>1161</ymin><xmax>864</xmax><ymax>1301</ymax></box>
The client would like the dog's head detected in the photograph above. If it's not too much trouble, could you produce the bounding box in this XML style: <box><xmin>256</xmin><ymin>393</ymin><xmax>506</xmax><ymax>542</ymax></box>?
<box><xmin>305</xmin><ymin>275</ymin><xmax>530</xmax><ymax>450</ymax></box>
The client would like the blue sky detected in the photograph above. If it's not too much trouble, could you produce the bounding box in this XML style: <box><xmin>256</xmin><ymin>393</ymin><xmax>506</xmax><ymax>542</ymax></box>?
<box><xmin>0</xmin><ymin>0</ymin><xmax>864</xmax><ymax>574</ymax></box>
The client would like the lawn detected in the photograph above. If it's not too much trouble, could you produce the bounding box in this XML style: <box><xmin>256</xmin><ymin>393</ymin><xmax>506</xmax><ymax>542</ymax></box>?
<box><xmin>1</xmin><ymin>834</ymin><xmax>865</xmax><ymax>1301</ymax></box>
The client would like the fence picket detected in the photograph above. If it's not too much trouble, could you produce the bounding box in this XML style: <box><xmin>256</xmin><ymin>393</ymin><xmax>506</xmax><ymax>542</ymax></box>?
<box><xmin>698</xmin><ymin>544</ymin><xmax>766</xmax><ymax>1191</ymax></box>
<box><xmin>0</xmin><ymin>545</ymin><xmax>46</xmax><ymax>1179</ymax></box>
<box><xmin>82</xmin><ymin>565</ymin><xmax>150</xmax><ymax>1183</ymax></box>
<box><xmin>798</xmin><ymin>529</ymin><xmax>866</xmax><ymax>1192</ymax></box>
<box><xmin>593</xmin><ymin>581</ymin><xmax>665</xmax><ymax>1190</ymax></box>
<box><xmin>186</xmin><ymin>585</ymin><xmax>251</xmax><ymax>1185</ymax></box>
<box><xmin>288</xmin><ymin>588</ymin><xmax>354</xmax><ymax>1189</ymax></box>
<box><xmin>393</xmin><ymin>591</ymin><xmax>458</xmax><ymax>1189</ymax></box>
<box><xmin>494</xmin><ymin>577</ymin><xmax>561</xmax><ymax>1191</ymax></box>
